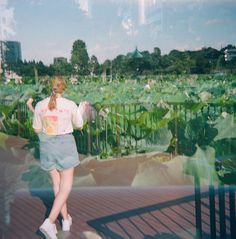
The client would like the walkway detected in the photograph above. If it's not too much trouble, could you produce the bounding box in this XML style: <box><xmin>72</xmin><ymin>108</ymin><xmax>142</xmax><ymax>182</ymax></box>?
<box><xmin>4</xmin><ymin>186</ymin><xmax>232</xmax><ymax>239</ymax></box>
<box><xmin>0</xmin><ymin>135</ymin><xmax>234</xmax><ymax>238</ymax></box>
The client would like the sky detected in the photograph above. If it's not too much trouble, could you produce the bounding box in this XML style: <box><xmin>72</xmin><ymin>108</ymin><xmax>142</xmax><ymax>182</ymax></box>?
<box><xmin>1</xmin><ymin>0</ymin><xmax>236</xmax><ymax>64</ymax></box>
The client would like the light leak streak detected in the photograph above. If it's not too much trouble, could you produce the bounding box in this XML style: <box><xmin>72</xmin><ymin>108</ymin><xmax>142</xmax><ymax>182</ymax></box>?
<box><xmin>0</xmin><ymin>0</ymin><xmax>15</xmax><ymax>41</ymax></box>
<box><xmin>74</xmin><ymin>0</ymin><xmax>91</xmax><ymax>17</ymax></box>
<box><xmin>138</xmin><ymin>0</ymin><xmax>159</xmax><ymax>25</ymax></box>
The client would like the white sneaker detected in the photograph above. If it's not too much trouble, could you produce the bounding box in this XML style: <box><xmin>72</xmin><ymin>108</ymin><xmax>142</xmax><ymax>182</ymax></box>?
<box><xmin>62</xmin><ymin>214</ymin><xmax>72</xmax><ymax>231</ymax></box>
<box><xmin>39</xmin><ymin>218</ymin><xmax>58</xmax><ymax>239</ymax></box>
<box><xmin>53</xmin><ymin>224</ymin><xmax>58</xmax><ymax>234</ymax></box>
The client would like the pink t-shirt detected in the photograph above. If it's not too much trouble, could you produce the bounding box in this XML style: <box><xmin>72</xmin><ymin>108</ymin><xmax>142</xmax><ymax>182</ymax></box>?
<box><xmin>33</xmin><ymin>97</ymin><xmax>83</xmax><ymax>135</ymax></box>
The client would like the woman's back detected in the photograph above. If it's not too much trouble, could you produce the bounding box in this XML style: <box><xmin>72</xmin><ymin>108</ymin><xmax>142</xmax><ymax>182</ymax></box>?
<box><xmin>33</xmin><ymin>96</ymin><xmax>83</xmax><ymax>136</ymax></box>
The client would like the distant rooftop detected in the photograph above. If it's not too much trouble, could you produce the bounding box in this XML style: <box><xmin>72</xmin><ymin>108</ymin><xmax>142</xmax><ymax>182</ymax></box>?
<box><xmin>127</xmin><ymin>47</ymin><xmax>143</xmax><ymax>58</ymax></box>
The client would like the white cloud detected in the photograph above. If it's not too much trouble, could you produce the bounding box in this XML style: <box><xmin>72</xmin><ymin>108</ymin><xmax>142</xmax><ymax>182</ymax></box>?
<box><xmin>0</xmin><ymin>0</ymin><xmax>15</xmax><ymax>40</ymax></box>
<box><xmin>121</xmin><ymin>17</ymin><xmax>138</xmax><ymax>36</ymax></box>
<box><xmin>195</xmin><ymin>36</ymin><xmax>201</xmax><ymax>42</ymax></box>
<box><xmin>27</xmin><ymin>0</ymin><xmax>43</xmax><ymax>5</ymax></box>
<box><xmin>74</xmin><ymin>0</ymin><xmax>91</xmax><ymax>17</ymax></box>
<box><xmin>205</xmin><ymin>19</ymin><xmax>230</xmax><ymax>26</ymax></box>
<box><xmin>116</xmin><ymin>3</ymin><xmax>137</xmax><ymax>36</ymax></box>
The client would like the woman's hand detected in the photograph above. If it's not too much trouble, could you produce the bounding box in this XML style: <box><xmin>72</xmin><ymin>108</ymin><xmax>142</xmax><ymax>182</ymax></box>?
<box><xmin>79</xmin><ymin>101</ymin><xmax>95</xmax><ymax>122</ymax></box>
<box><xmin>26</xmin><ymin>98</ymin><xmax>35</xmax><ymax>113</ymax></box>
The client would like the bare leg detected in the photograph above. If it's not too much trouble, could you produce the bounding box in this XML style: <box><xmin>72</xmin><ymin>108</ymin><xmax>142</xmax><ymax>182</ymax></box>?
<box><xmin>48</xmin><ymin>168</ymin><xmax>74</xmax><ymax>223</ymax></box>
<box><xmin>49</xmin><ymin>169</ymin><xmax>70</xmax><ymax>220</ymax></box>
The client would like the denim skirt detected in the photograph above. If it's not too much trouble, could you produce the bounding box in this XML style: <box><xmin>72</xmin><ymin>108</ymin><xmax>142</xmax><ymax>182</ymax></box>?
<box><xmin>39</xmin><ymin>133</ymin><xmax>80</xmax><ymax>171</ymax></box>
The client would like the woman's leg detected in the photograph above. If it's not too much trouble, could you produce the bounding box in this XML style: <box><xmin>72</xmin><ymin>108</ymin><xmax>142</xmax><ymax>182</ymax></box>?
<box><xmin>49</xmin><ymin>168</ymin><xmax>74</xmax><ymax>222</ymax></box>
<box><xmin>49</xmin><ymin>169</ymin><xmax>70</xmax><ymax>220</ymax></box>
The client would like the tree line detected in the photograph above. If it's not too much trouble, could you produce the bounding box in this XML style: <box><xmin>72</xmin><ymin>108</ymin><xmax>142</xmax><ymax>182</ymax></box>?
<box><xmin>6</xmin><ymin>39</ymin><xmax>236</xmax><ymax>82</ymax></box>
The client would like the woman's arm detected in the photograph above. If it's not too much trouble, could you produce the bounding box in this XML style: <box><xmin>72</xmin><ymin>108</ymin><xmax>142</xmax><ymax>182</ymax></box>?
<box><xmin>28</xmin><ymin>99</ymin><xmax>43</xmax><ymax>134</ymax></box>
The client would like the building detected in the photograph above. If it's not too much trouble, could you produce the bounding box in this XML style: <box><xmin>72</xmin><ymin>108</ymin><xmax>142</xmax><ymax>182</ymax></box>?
<box><xmin>53</xmin><ymin>57</ymin><xmax>67</xmax><ymax>64</ymax></box>
<box><xmin>3</xmin><ymin>41</ymin><xmax>22</xmax><ymax>64</ymax></box>
<box><xmin>127</xmin><ymin>47</ymin><xmax>143</xmax><ymax>59</ymax></box>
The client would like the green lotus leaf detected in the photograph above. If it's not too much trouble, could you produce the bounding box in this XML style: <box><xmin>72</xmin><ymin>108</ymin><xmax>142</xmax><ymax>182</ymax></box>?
<box><xmin>214</xmin><ymin>114</ymin><xmax>236</xmax><ymax>141</ymax></box>
<box><xmin>183</xmin><ymin>145</ymin><xmax>219</xmax><ymax>182</ymax></box>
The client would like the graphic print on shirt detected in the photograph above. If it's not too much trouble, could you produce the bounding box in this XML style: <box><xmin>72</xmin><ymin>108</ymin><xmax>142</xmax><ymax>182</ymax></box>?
<box><xmin>42</xmin><ymin>115</ymin><xmax>58</xmax><ymax>135</ymax></box>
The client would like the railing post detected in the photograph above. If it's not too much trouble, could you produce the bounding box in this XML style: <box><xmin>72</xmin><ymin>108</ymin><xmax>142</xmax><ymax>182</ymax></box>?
<box><xmin>229</xmin><ymin>185</ymin><xmax>236</xmax><ymax>239</ymax></box>
<box><xmin>87</xmin><ymin>122</ymin><xmax>91</xmax><ymax>154</ymax></box>
<box><xmin>194</xmin><ymin>175</ymin><xmax>202</xmax><ymax>239</ymax></box>
<box><xmin>95</xmin><ymin>108</ymin><xmax>100</xmax><ymax>154</ymax></box>
<box><xmin>174</xmin><ymin>104</ymin><xmax>178</xmax><ymax>155</ymax></box>
<box><xmin>116</xmin><ymin>105</ymin><xmax>120</xmax><ymax>151</ymax></box>
<box><xmin>17</xmin><ymin>103</ymin><xmax>21</xmax><ymax>136</ymax></box>
<box><xmin>218</xmin><ymin>183</ymin><xmax>226</xmax><ymax>239</ymax></box>
<box><xmin>123</xmin><ymin>104</ymin><xmax>127</xmax><ymax>149</ymax></box>
<box><xmin>105</xmin><ymin>117</ymin><xmax>108</xmax><ymax>154</ymax></box>
<box><xmin>134</xmin><ymin>104</ymin><xmax>137</xmax><ymax>151</ymax></box>
<box><xmin>209</xmin><ymin>181</ymin><xmax>216</xmax><ymax>238</ymax></box>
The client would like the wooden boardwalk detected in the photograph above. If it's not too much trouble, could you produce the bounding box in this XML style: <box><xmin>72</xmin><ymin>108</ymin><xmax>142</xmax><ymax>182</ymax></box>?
<box><xmin>2</xmin><ymin>186</ymin><xmax>233</xmax><ymax>239</ymax></box>
<box><xmin>0</xmin><ymin>135</ymin><xmax>234</xmax><ymax>239</ymax></box>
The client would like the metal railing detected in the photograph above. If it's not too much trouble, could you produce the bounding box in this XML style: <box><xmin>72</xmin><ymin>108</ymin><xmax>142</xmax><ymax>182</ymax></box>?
<box><xmin>0</xmin><ymin>100</ymin><xmax>235</xmax><ymax>156</ymax></box>
<box><xmin>75</xmin><ymin>102</ymin><xmax>235</xmax><ymax>156</ymax></box>
<box><xmin>193</xmin><ymin>172</ymin><xmax>236</xmax><ymax>238</ymax></box>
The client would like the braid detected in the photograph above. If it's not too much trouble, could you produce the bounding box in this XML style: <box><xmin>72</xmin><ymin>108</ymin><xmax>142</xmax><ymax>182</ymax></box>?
<box><xmin>48</xmin><ymin>76</ymin><xmax>66</xmax><ymax>111</ymax></box>
<box><xmin>48</xmin><ymin>92</ymin><xmax>57</xmax><ymax>111</ymax></box>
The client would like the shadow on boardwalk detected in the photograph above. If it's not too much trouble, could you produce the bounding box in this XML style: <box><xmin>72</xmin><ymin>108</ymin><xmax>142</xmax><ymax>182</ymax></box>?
<box><xmin>3</xmin><ymin>185</ymin><xmax>236</xmax><ymax>239</ymax></box>
<box><xmin>87</xmin><ymin>191</ymin><xmax>212</xmax><ymax>239</ymax></box>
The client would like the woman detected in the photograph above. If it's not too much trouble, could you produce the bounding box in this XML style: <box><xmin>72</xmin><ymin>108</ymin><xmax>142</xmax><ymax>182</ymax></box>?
<box><xmin>27</xmin><ymin>76</ymin><xmax>90</xmax><ymax>239</ymax></box>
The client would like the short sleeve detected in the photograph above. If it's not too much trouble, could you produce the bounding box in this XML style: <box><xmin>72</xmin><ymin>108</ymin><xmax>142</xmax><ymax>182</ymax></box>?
<box><xmin>33</xmin><ymin>103</ymin><xmax>42</xmax><ymax>130</ymax></box>
<box><xmin>72</xmin><ymin>102</ymin><xmax>84</xmax><ymax>129</ymax></box>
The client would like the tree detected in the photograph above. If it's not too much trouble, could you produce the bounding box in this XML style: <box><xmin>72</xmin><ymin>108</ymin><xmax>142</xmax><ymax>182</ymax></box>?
<box><xmin>88</xmin><ymin>55</ymin><xmax>100</xmax><ymax>76</ymax></box>
<box><xmin>151</xmin><ymin>47</ymin><xmax>161</xmax><ymax>73</ymax></box>
<box><xmin>70</xmin><ymin>39</ymin><xmax>89</xmax><ymax>75</ymax></box>
<box><xmin>159</xmin><ymin>54</ymin><xmax>172</xmax><ymax>72</ymax></box>
<box><xmin>112</xmin><ymin>54</ymin><xmax>126</xmax><ymax>77</ymax></box>
<box><xmin>102</xmin><ymin>59</ymin><xmax>112</xmax><ymax>76</ymax></box>
<box><xmin>140</xmin><ymin>50</ymin><xmax>152</xmax><ymax>73</ymax></box>
<box><xmin>190</xmin><ymin>50</ymin><xmax>211</xmax><ymax>74</ymax></box>
<box><xmin>51</xmin><ymin>61</ymin><xmax>72</xmax><ymax>76</ymax></box>
<box><xmin>8</xmin><ymin>60</ymin><xmax>54</xmax><ymax>78</ymax></box>
<box><xmin>125</xmin><ymin>48</ymin><xmax>148</xmax><ymax>75</ymax></box>
<box><xmin>166</xmin><ymin>50</ymin><xmax>194</xmax><ymax>74</ymax></box>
